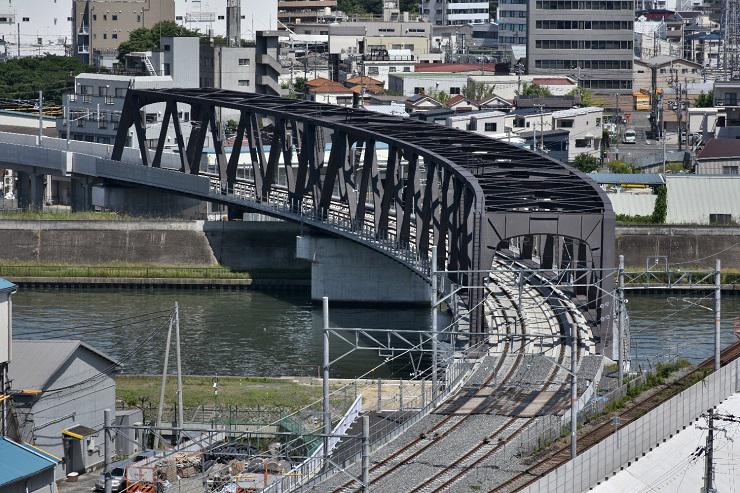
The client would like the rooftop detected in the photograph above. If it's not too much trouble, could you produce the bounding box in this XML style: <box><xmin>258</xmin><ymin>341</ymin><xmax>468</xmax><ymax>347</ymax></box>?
<box><xmin>588</xmin><ymin>173</ymin><xmax>665</xmax><ymax>185</ymax></box>
<box><xmin>0</xmin><ymin>437</ymin><xmax>59</xmax><ymax>487</ymax></box>
<box><xmin>531</xmin><ymin>77</ymin><xmax>575</xmax><ymax>86</ymax></box>
<box><xmin>552</xmin><ymin>106</ymin><xmax>603</xmax><ymax>118</ymax></box>
<box><xmin>697</xmin><ymin>138</ymin><xmax>740</xmax><ymax>159</ymax></box>
<box><xmin>345</xmin><ymin>75</ymin><xmax>384</xmax><ymax>86</ymax></box>
<box><xmin>414</xmin><ymin>63</ymin><xmax>500</xmax><ymax>73</ymax></box>
<box><xmin>8</xmin><ymin>340</ymin><xmax>119</xmax><ymax>391</ymax></box>
<box><xmin>0</xmin><ymin>278</ymin><xmax>15</xmax><ymax>292</ymax></box>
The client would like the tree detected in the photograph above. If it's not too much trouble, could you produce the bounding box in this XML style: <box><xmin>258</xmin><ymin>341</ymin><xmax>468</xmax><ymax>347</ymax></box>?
<box><xmin>519</xmin><ymin>82</ymin><xmax>552</xmax><ymax>97</ymax></box>
<box><xmin>608</xmin><ymin>159</ymin><xmax>635</xmax><ymax>174</ymax></box>
<box><xmin>573</xmin><ymin>153</ymin><xmax>600</xmax><ymax>173</ymax></box>
<box><xmin>651</xmin><ymin>185</ymin><xmax>667</xmax><ymax>224</ymax></box>
<box><xmin>117</xmin><ymin>21</ymin><xmax>200</xmax><ymax>61</ymax></box>
<box><xmin>695</xmin><ymin>91</ymin><xmax>713</xmax><ymax>108</ymax></box>
<box><xmin>0</xmin><ymin>55</ymin><xmax>93</xmax><ymax>104</ymax></box>
<box><xmin>568</xmin><ymin>87</ymin><xmax>595</xmax><ymax>106</ymax></box>
<box><xmin>462</xmin><ymin>80</ymin><xmax>496</xmax><ymax>101</ymax></box>
<box><xmin>427</xmin><ymin>88</ymin><xmax>450</xmax><ymax>105</ymax></box>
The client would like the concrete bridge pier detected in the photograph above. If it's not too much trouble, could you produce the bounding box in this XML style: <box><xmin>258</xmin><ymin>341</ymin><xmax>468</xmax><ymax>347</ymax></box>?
<box><xmin>16</xmin><ymin>171</ymin><xmax>45</xmax><ymax>210</ymax></box>
<box><xmin>70</xmin><ymin>175</ymin><xmax>94</xmax><ymax>212</ymax></box>
<box><xmin>296</xmin><ymin>234</ymin><xmax>430</xmax><ymax>304</ymax></box>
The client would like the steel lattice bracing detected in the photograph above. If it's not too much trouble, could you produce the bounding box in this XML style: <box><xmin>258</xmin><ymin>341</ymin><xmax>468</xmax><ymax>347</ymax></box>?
<box><xmin>111</xmin><ymin>88</ymin><xmax>616</xmax><ymax>344</ymax></box>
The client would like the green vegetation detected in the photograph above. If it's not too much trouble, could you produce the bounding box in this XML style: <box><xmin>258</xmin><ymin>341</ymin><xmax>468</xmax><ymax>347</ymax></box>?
<box><xmin>608</xmin><ymin>159</ymin><xmax>635</xmax><ymax>174</ymax></box>
<box><xmin>427</xmin><ymin>88</ymin><xmax>450</xmax><ymax>104</ymax></box>
<box><xmin>603</xmin><ymin>359</ymin><xmax>694</xmax><ymax>414</ymax></box>
<box><xmin>651</xmin><ymin>185</ymin><xmax>667</xmax><ymax>223</ymax></box>
<box><xmin>695</xmin><ymin>91</ymin><xmax>713</xmax><ymax>108</ymax></box>
<box><xmin>568</xmin><ymin>87</ymin><xmax>595</xmax><ymax>106</ymax></box>
<box><xmin>0</xmin><ymin>262</ymin><xmax>251</xmax><ymax>279</ymax></box>
<box><xmin>519</xmin><ymin>82</ymin><xmax>552</xmax><ymax>97</ymax></box>
<box><xmin>616</xmin><ymin>214</ymin><xmax>654</xmax><ymax>224</ymax></box>
<box><xmin>0</xmin><ymin>210</ymin><xmax>122</xmax><ymax>221</ymax></box>
<box><xmin>0</xmin><ymin>55</ymin><xmax>93</xmax><ymax>104</ymax></box>
<box><xmin>462</xmin><ymin>80</ymin><xmax>496</xmax><ymax>101</ymax></box>
<box><xmin>117</xmin><ymin>375</ymin><xmax>325</xmax><ymax>410</ymax></box>
<box><xmin>117</xmin><ymin>21</ymin><xmax>200</xmax><ymax>61</ymax></box>
<box><xmin>573</xmin><ymin>153</ymin><xmax>601</xmax><ymax>173</ymax></box>
<box><xmin>338</xmin><ymin>0</ymin><xmax>418</xmax><ymax>14</ymax></box>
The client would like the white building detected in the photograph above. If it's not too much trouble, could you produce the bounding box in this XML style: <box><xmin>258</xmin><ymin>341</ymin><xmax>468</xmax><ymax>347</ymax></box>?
<box><xmin>387</xmin><ymin>73</ymin><xmax>577</xmax><ymax>99</ymax></box>
<box><xmin>551</xmin><ymin>106</ymin><xmax>603</xmax><ymax>161</ymax></box>
<box><xmin>421</xmin><ymin>0</ymin><xmax>489</xmax><ymax>26</ymax></box>
<box><xmin>362</xmin><ymin>49</ymin><xmax>416</xmax><ymax>86</ymax></box>
<box><xmin>0</xmin><ymin>1</ymin><xmax>73</xmax><ymax>59</ymax></box>
<box><xmin>175</xmin><ymin>0</ymin><xmax>278</xmax><ymax>40</ymax></box>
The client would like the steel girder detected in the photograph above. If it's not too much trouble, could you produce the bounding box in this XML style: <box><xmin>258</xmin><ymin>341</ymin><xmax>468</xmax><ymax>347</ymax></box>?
<box><xmin>111</xmin><ymin>88</ymin><xmax>616</xmax><ymax>341</ymax></box>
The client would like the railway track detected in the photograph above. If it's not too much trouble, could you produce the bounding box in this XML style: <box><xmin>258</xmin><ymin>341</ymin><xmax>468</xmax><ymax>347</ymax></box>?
<box><xmin>488</xmin><ymin>338</ymin><xmax>740</xmax><ymax>493</ymax></box>
<box><xmin>329</xmin><ymin>278</ymin><xmax>530</xmax><ymax>493</ymax></box>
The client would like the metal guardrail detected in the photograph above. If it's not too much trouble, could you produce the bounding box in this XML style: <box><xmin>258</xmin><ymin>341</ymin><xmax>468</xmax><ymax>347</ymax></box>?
<box><xmin>623</xmin><ymin>270</ymin><xmax>740</xmax><ymax>289</ymax></box>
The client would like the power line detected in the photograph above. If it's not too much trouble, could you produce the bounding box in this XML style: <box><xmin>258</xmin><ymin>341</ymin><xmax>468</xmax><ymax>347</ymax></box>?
<box><xmin>14</xmin><ymin>309</ymin><xmax>173</xmax><ymax>337</ymax></box>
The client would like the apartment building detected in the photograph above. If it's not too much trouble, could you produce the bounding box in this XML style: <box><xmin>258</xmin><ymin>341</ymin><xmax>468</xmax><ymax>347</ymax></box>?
<box><xmin>422</xmin><ymin>0</ymin><xmax>490</xmax><ymax>26</ymax></box>
<box><xmin>174</xmin><ymin>0</ymin><xmax>277</xmax><ymax>40</ymax></box>
<box><xmin>73</xmin><ymin>0</ymin><xmax>175</xmax><ymax>65</ymax></box>
<box><xmin>320</xmin><ymin>20</ymin><xmax>432</xmax><ymax>58</ymax></box>
<box><xmin>497</xmin><ymin>0</ymin><xmax>527</xmax><ymax>48</ymax></box>
<box><xmin>58</xmin><ymin>36</ymin><xmax>199</xmax><ymax>147</ymax></box>
<box><xmin>278</xmin><ymin>0</ymin><xmax>337</xmax><ymax>27</ymax></box>
<box><xmin>0</xmin><ymin>0</ymin><xmax>72</xmax><ymax>59</ymax></box>
<box><xmin>527</xmin><ymin>0</ymin><xmax>634</xmax><ymax>93</ymax></box>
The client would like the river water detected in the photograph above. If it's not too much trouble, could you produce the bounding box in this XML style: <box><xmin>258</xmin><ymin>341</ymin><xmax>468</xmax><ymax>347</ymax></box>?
<box><xmin>11</xmin><ymin>288</ymin><xmax>740</xmax><ymax>378</ymax></box>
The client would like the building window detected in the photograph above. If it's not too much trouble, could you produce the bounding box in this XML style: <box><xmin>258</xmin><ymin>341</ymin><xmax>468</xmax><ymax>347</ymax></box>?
<box><xmin>218</xmin><ymin>15</ymin><xmax>225</xmax><ymax>20</ymax></box>
<box><xmin>115</xmin><ymin>87</ymin><xmax>126</xmax><ymax>98</ymax></box>
<box><xmin>389</xmin><ymin>67</ymin><xmax>396</xmax><ymax>72</ymax></box>
<box><xmin>709</xmin><ymin>213</ymin><xmax>733</xmax><ymax>225</ymax></box>
<box><xmin>238</xmin><ymin>80</ymin><xmax>250</xmax><ymax>86</ymax></box>
<box><xmin>238</xmin><ymin>58</ymin><xmax>250</xmax><ymax>65</ymax></box>
<box><xmin>558</xmin><ymin>119</ymin><xmax>574</xmax><ymax>128</ymax></box>
<box><xmin>724</xmin><ymin>93</ymin><xmax>737</xmax><ymax>106</ymax></box>
<box><xmin>575</xmin><ymin>138</ymin><xmax>590</xmax><ymax>147</ymax></box>
<box><xmin>450</xmin><ymin>87</ymin><xmax>461</xmax><ymax>94</ymax></box>
<box><xmin>723</xmin><ymin>165</ymin><xmax>739</xmax><ymax>175</ymax></box>
<box><xmin>98</xmin><ymin>86</ymin><xmax>108</xmax><ymax>97</ymax></box>
<box><xmin>414</xmin><ymin>87</ymin><xmax>424</xmax><ymax>94</ymax></box>
<box><xmin>112</xmin><ymin>33</ymin><xmax>117</xmax><ymax>39</ymax></box>
<box><xmin>22</xmin><ymin>17</ymin><xmax>29</xmax><ymax>22</ymax></box>
<box><xmin>103</xmin><ymin>33</ymin><xmax>107</xmax><ymax>39</ymax></box>
<box><xmin>112</xmin><ymin>15</ymin><xmax>118</xmax><ymax>20</ymax></box>
<box><xmin>367</xmin><ymin>67</ymin><xmax>379</xmax><ymax>75</ymax></box>
<box><xmin>403</xmin><ymin>67</ymin><xmax>410</xmax><ymax>72</ymax></box>
<box><xmin>484</xmin><ymin>122</ymin><xmax>497</xmax><ymax>131</ymax></box>
<box><xmin>93</xmin><ymin>14</ymin><xmax>97</xmax><ymax>21</ymax></box>
<box><xmin>145</xmin><ymin>113</ymin><xmax>158</xmax><ymax>124</ymax></box>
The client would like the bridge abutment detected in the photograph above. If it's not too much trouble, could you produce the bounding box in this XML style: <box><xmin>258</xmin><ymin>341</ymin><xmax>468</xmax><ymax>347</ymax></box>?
<box><xmin>296</xmin><ymin>234</ymin><xmax>430</xmax><ymax>304</ymax></box>
<box><xmin>70</xmin><ymin>176</ymin><xmax>94</xmax><ymax>212</ymax></box>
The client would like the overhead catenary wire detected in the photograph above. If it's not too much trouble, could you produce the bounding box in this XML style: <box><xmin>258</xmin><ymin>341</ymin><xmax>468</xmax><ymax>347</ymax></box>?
<box><xmin>14</xmin><ymin>308</ymin><xmax>174</xmax><ymax>337</ymax></box>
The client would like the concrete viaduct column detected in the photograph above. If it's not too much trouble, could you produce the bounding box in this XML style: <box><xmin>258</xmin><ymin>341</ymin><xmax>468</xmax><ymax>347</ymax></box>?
<box><xmin>16</xmin><ymin>171</ymin><xmax>45</xmax><ymax>210</ymax></box>
<box><xmin>70</xmin><ymin>175</ymin><xmax>94</xmax><ymax>212</ymax></box>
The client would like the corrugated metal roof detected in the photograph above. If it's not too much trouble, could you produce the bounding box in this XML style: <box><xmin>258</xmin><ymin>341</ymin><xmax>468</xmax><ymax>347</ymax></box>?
<box><xmin>607</xmin><ymin>193</ymin><xmax>657</xmax><ymax>216</ymax></box>
<box><xmin>8</xmin><ymin>340</ymin><xmax>119</xmax><ymax>391</ymax></box>
<box><xmin>666</xmin><ymin>175</ymin><xmax>740</xmax><ymax>224</ymax></box>
<box><xmin>0</xmin><ymin>278</ymin><xmax>15</xmax><ymax>292</ymax></box>
<box><xmin>0</xmin><ymin>437</ymin><xmax>58</xmax><ymax>486</ymax></box>
<box><xmin>590</xmin><ymin>173</ymin><xmax>665</xmax><ymax>185</ymax></box>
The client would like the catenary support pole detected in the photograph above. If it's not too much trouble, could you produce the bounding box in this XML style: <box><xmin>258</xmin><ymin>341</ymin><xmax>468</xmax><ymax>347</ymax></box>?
<box><xmin>704</xmin><ymin>408</ymin><xmax>714</xmax><ymax>493</ymax></box>
<box><xmin>715</xmin><ymin>259</ymin><xmax>721</xmax><ymax>371</ymax></box>
<box><xmin>431</xmin><ymin>245</ymin><xmax>438</xmax><ymax>399</ymax></box>
<box><xmin>322</xmin><ymin>296</ymin><xmax>331</xmax><ymax>460</ymax></box>
<box><xmin>154</xmin><ymin>310</ymin><xmax>174</xmax><ymax>449</ymax></box>
<box><xmin>571</xmin><ymin>323</ymin><xmax>578</xmax><ymax>460</ymax></box>
<box><xmin>618</xmin><ymin>255</ymin><xmax>625</xmax><ymax>386</ymax></box>
<box><xmin>38</xmin><ymin>90</ymin><xmax>43</xmax><ymax>143</ymax></box>
<box><xmin>174</xmin><ymin>302</ymin><xmax>184</xmax><ymax>443</ymax></box>
<box><xmin>104</xmin><ymin>409</ymin><xmax>112</xmax><ymax>493</ymax></box>
<box><xmin>361</xmin><ymin>414</ymin><xmax>370</xmax><ymax>493</ymax></box>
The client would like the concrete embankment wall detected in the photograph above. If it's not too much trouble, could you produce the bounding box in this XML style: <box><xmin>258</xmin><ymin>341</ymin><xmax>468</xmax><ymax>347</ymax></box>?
<box><xmin>522</xmin><ymin>359</ymin><xmax>739</xmax><ymax>493</ymax></box>
<box><xmin>0</xmin><ymin>219</ymin><xmax>308</xmax><ymax>273</ymax></box>
<box><xmin>616</xmin><ymin>226</ymin><xmax>740</xmax><ymax>269</ymax></box>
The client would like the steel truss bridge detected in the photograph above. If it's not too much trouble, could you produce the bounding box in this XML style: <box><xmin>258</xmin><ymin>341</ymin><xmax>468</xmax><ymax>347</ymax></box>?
<box><xmin>0</xmin><ymin>88</ymin><xmax>616</xmax><ymax>342</ymax></box>
<box><xmin>110</xmin><ymin>88</ymin><xmax>615</xmax><ymax>342</ymax></box>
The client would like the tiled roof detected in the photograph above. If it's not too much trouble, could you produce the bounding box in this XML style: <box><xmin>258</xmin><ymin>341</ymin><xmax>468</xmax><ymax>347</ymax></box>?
<box><xmin>345</xmin><ymin>75</ymin><xmax>383</xmax><ymax>86</ymax></box>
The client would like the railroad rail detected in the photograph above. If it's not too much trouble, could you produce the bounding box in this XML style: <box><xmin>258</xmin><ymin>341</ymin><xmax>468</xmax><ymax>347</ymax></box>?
<box><xmin>489</xmin><ymin>339</ymin><xmax>740</xmax><ymax>493</ymax></box>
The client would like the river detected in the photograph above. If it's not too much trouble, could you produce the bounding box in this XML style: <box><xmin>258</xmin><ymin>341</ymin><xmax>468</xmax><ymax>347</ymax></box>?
<box><xmin>11</xmin><ymin>288</ymin><xmax>739</xmax><ymax>378</ymax></box>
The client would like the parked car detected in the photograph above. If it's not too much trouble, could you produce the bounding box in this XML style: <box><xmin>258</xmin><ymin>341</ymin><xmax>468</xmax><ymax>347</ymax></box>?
<box><xmin>94</xmin><ymin>463</ymin><xmax>127</xmax><ymax>492</ymax></box>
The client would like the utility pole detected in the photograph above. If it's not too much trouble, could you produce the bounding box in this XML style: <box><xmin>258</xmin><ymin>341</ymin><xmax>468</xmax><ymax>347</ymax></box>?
<box><xmin>322</xmin><ymin>296</ymin><xmax>331</xmax><ymax>461</ymax></box>
<box><xmin>174</xmin><ymin>302</ymin><xmax>184</xmax><ymax>443</ymax></box>
<box><xmin>715</xmin><ymin>259</ymin><xmax>721</xmax><ymax>371</ymax></box>
<box><xmin>154</xmin><ymin>309</ymin><xmax>174</xmax><ymax>449</ymax></box>
<box><xmin>431</xmin><ymin>245</ymin><xmax>438</xmax><ymax>399</ymax></box>
<box><xmin>103</xmin><ymin>409</ymin><xmax>113</xmax><ymax>493</ymax></box>
<box><xmin>570</xmin><ymin>322</ymin><xmax>578</xmax><ymax>460</ymax></box>
<box><xmin>618</xmin><ymin>255</ymin><xmax>625</xmax><ymax>387</ymax></box>
<box><xmin>703</xmin><ymin>408</ymin><xmax>715</xmax><ymax>493</ymax></box>
<box><xmin>534</xmin><ymin>104</ymin><xmax>545</xmax><ymax>151</ymax></box>
<box><xmin>38</xmin><ymin>90</ymin><xmax>43</xmax><ymax>143</ymax></box>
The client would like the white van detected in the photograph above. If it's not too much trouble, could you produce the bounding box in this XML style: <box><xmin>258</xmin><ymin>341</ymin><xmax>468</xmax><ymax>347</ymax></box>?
<box><xmin>623</xmin><ymin>129</ymin><xmax>636</xmax><ymax>144</ymax></box>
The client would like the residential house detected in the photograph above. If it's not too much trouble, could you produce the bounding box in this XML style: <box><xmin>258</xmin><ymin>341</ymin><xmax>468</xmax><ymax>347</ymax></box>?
<box><xmin>551</xmin><ymin>106</ymin><xmax>603</xmax><ymax>161</ymax></box>
<box><xmin>713</xmin><ymin>80</ymin><xmax>740</xmax><ymax>126</ymax></box>
<box><xmin>446</xmin><ymin>95</ymin><xmax>479</xmax><ymax>112</ymax></box>
<box><xmin>362</xmin><ymin>49</ymin><xmax>416</xmax><ymax>86</ymax></box>
<box><xmin>405</xmin><ymin>94</ymin><xmax>444</xmax><ymax>113</ymax></box>
<box><xmin>306</xmin><ymin>79</ymin><xmax>355</xmax><ymax>106</ymax></box>
<box><xmin>695</xmin><ymin>139</ymin><xmax>740</xmax><ymax>175</ymax></box>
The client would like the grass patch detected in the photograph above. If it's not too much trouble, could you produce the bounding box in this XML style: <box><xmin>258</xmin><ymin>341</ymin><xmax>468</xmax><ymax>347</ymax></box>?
<box><xmin>116</xmin><ymin>375</ymin><xmax>325</xmax><ymax>411</ymax></box>
<box><xmin>601</xmin><ymin>359</ymin><xmax>691</xmax><ymax>414</ymax></box>
<box><xmin>0</xmin><ymin>210</ymin><xmax>124</xmax><ymax>221</ymax></box>
<box><xmin>0</xmin><ymin>262</ymin><xmax>252</xmax><ymax>279</ymax></box>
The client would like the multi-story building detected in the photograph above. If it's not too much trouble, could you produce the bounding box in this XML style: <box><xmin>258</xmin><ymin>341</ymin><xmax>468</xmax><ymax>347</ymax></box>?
<box><xmin>278</xmin><ymin>0</ymin><xmax>337</xmax><ymax>27</ymax></box>
<box><xmin>527</xmin><ymin>0</ymin><xmax>634</xmax><ymax>93</ymax></box>
<box><xmin>72</xmin><ymin>0</ymin><xmax>175</xmax><ymax>66</ymax></box>
<box><xmin>200</xmin><ymin>31</ymin><xmax>284</xmax><ymax>96</ymax></box>
<box><xmin>0</xmin><ymin>0</ymin><xmax>72</xmax><ymax>59</ymax></box>
<box><xmin>174</xmin><ymin>0</ymin><xmax>278</xmax><ymax>40</ymax></box>
<box><xmin>496</xmin><ymin>0</ymin><xmax>527</xmax><ymax>48</ymax></box>
<box><xmin>58</xmin><ymin>36</ymin><xmax>199</xmax><ymax>147</ymax></box>
<box><xmin>361</xmin><ymin>48</ymin><xmax>416</xmax><ymax>85</ymax></box>
<box><xmin>422</xmin><ymin>0</ymin><xmax>490</xmax><ymax>26</ymax></box>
